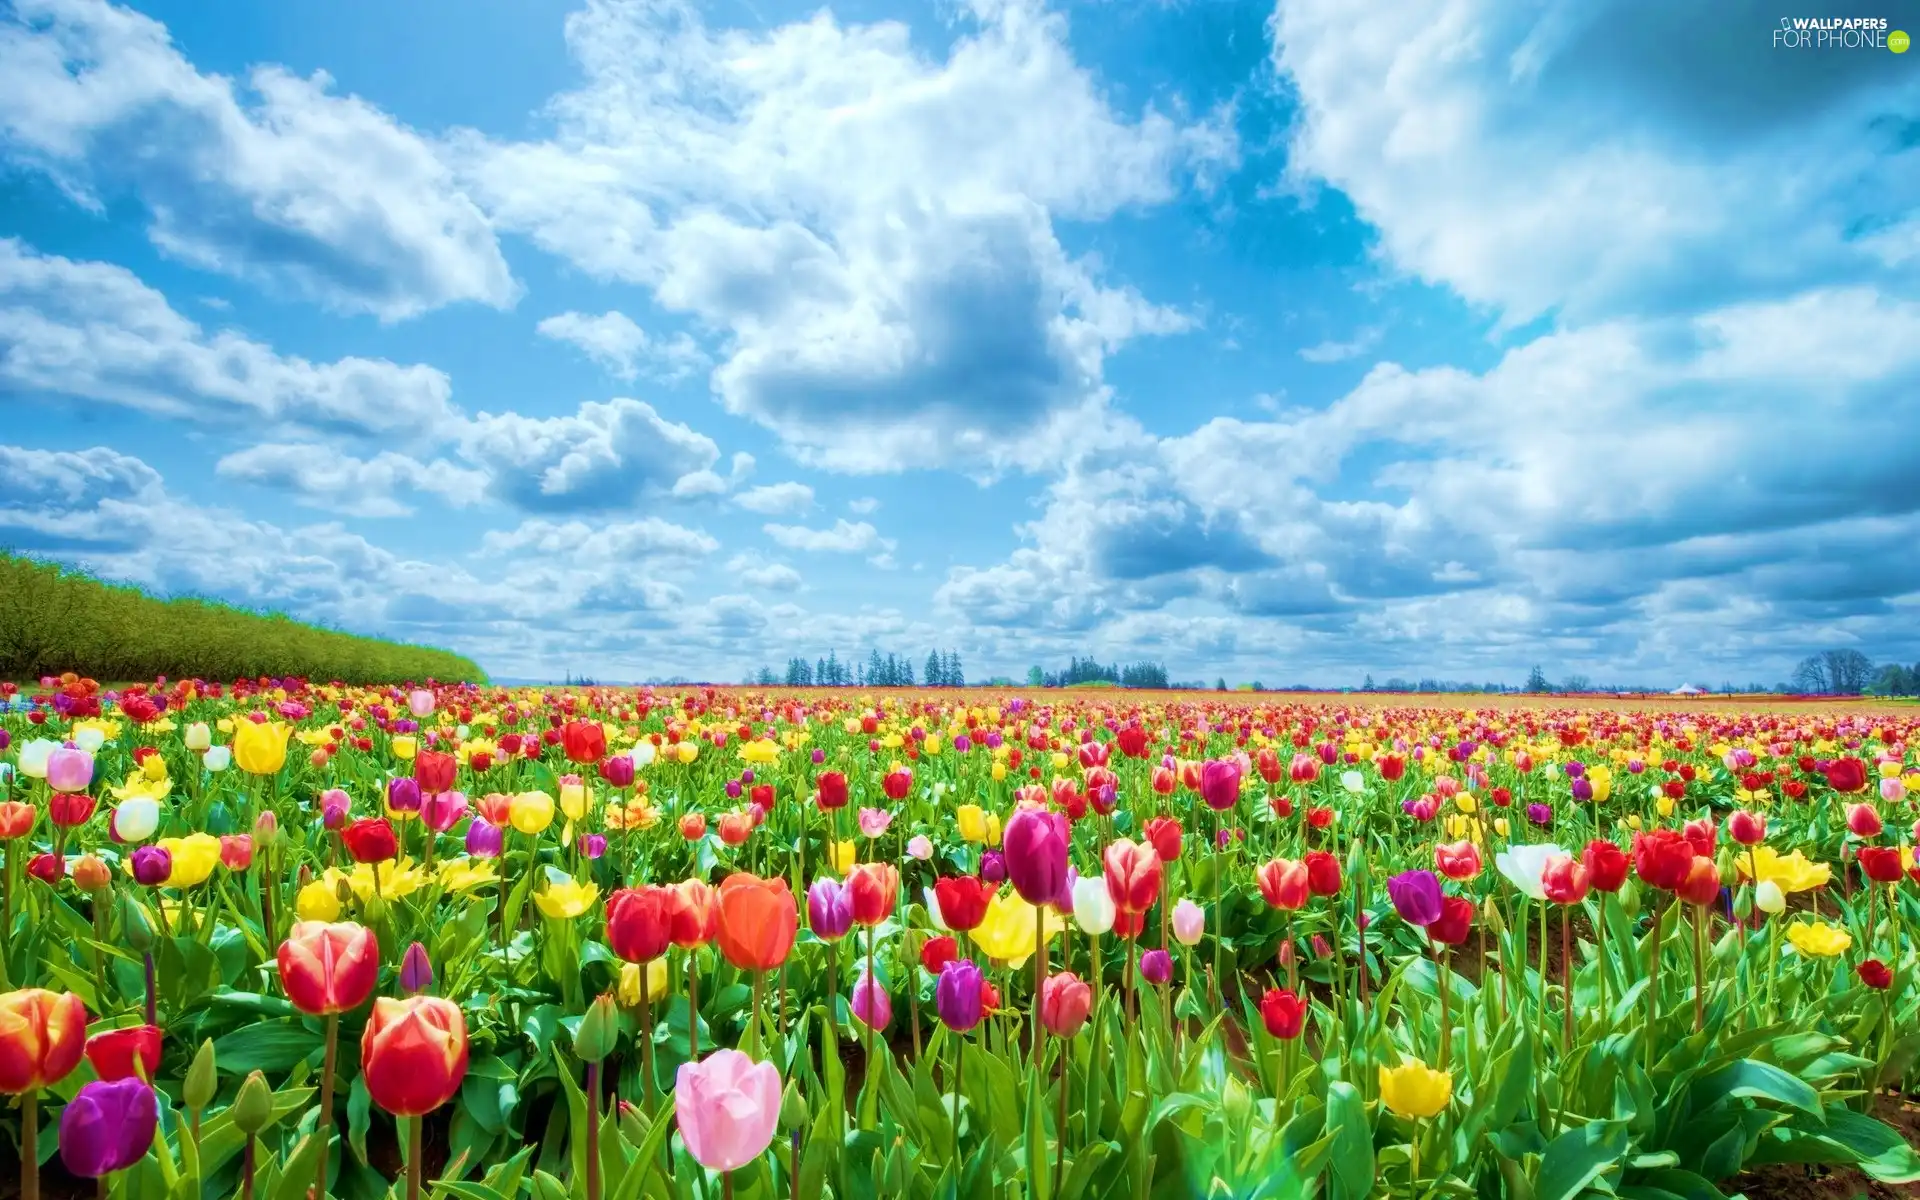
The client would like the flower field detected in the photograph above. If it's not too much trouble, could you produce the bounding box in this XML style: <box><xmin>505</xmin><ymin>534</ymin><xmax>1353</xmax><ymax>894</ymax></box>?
<box><xmin>0</xmin><ymin>676</ymin><xmax>1917</xmax><ymax>1200</ymax></box>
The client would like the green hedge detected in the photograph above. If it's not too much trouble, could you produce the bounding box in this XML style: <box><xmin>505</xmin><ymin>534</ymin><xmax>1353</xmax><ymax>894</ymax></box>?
<box><xmin>0</xmin><ymin>554</ymin><xmax>486</xmax><ymax>684</ymax></box>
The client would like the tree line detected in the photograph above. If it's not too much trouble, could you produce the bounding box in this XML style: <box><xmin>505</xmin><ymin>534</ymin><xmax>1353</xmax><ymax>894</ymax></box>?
<box><xmin>752</xmin><ymin>649</ymin><xmax>966</xmax><ymax>688</ymax></box>
<box><xmin>0</xmin><ymin>553</ymin><xmax>486</xmax><ymax>684</ymax></box>
<box><xmin>1025</xmin><ymin>657</ymin><xmax>1170</xmax><ymax>689</ymax></box>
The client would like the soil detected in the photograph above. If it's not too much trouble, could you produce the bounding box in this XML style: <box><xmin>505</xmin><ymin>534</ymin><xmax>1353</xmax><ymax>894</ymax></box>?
<box><xmin>1731</xmin><ymin>1096</ymin><xmax>1920</xmax><ymax>1199</ymax></box>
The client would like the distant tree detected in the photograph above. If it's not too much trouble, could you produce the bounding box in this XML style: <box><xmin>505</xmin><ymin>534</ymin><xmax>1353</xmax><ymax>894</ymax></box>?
<box><xmin>945</xmin><ymin>650</ymin><xmax>965</xmax><ymax>687</ymax></box>
<box><xmin>1027</xmin><ymin>665</ymin><xmax>1045</xmax><ymax>687</ymax></box>
<box><xmin>1562</xmin><ymin>674</ymin><xmax>1591</xmax><ymax>693</ymax></box>
<box><xmin>1215</xmin><ymin>678</ymin><xmax>1228</xmax><ymax>691</ymax></box>
<box><xmin>1794</xmin><ymin>649</ymin><xmax>1875</xmax><ymax>695</ymax></box>
<box><xmin>926</xmin><ymin>650</ymin><xmax>944</xmax><ymax>687</ymax></box>
<box><xmin>1525</xmin><ymin>665</ymin><xmax>1549</xmax><ymax>692</ymax></box>
<box><xmin>1363</xmin><ymin>674</ymin><xmax>1374</xmax><ymax>691</ymax></box>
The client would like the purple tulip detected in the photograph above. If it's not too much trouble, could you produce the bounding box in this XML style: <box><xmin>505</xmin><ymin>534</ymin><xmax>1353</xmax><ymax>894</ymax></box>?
<box><xmin>602</xmin><ymin>755</ymin><xmax>636</xmax><ymax>788</ymax></box>
<box><xmin>321</xmin><ymin>790</ymin><xmax>351</xmax><ymax>830</ymax></box>
<box><xmin>130</xmin><ymin>846</ymin><xmax>172</xmax><ymax>887</ymax></box>
<box><xmin>1198</xmin><ymin>759</ymin><xmax>1242</xmax><ymax>811</ymax></box>
<box><xmin>1387</xmin><ymin>870</ymin><xmax>1444</xmax><ymax>927</ymax></box>
<box><xmin>979</xmin><ymin>851</ymin><xmax>1008</xmax><ymax>885</ymax></box>
<box><xmin>954</xmin><ymin>735</ymin><xmax>972</xmax><ymax>753</ymax></box>
<box><xmin>811</xmin><ymin>748</ymin><xmax>826</xmax><ymax>764</ymax></box>
<box><xmin>808</xmin><ymin>877</ymin><xmax>854</xmax><ymax>941</ymax></box>
<box><xmin>400</xmin><ymin>942</ymin><xmax>434</xmax><ymax>994</ymax></box>
<box><xmin>936</xmin><ymin>959</ymin><xmax>984</xmax><ymax>1032</ymax></box>
<box><xmin>1140</xmin><ymin>949</ymin><xmax>1172</xmax><ymax>985</ymax></box>
<box><xmin>59</xmin><ymin>1078</ymin><xmax>158</xmax><ymax>1177</ymax></box>
<box><xmin>1563</xmin><ymin>761</ymin><xmax>1585</xmax><ymax>779</ymax></box>
<box><xmin>851</xmin><ymin>971</ymin><xmax>891</xmax><ymax>1031</ymax></box>
<box><xmin>1003</xmin><ymin>808</ymin><xmax>1069</xmax><ymax>906</ymax></box>
<box><xmin>387</xmin><ymin>776</ymin><xmax>422</xmax><ymax>814</ymax></box>
<box><xmin>1527</xmin><ymin>802</ymin><xmax>1554</xmax><ymax>827</ymax></box>
<box><xmin>579</xmin><ymin>833</ymin><xmax>607</xmax><ymax>859</ymax></box>
<box><xmin>465</xmin><ymin>818</ymin><xmax>504</xmax><ymax>859</ymax></box>
<box><xmin>1570</xmin><ymin>777</ymin><xmax>1593</xmax><ymax>802</ymax></box>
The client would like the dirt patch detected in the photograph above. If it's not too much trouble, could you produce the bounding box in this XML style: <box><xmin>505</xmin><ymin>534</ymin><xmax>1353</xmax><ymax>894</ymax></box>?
<box><xmin>1732</xmin><ymin>1097</ymin><xmax>1920</xmax><ymax>1199</ymax></box>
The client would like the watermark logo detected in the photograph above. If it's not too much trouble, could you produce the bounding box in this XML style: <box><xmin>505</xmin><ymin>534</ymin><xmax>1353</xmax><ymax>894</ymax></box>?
<box><xmin>1772</xmin><ymin>16</ymin><xmax>1903</xmax><ymax>49</ymax></box>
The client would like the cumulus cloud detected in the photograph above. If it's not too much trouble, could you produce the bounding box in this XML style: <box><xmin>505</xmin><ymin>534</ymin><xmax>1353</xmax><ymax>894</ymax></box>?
<box><xmin>0</xmin><ymin>239</ymin><xmax>458</xmax><ymax>439</ymax></box>
<box><xmin>733</xmin><ymin>482</ymin><xmax>815</xmax><ymax>516</ymax></box>
<box><xmin>456</xmin><ymin>0</ymin><xmax>1232</xmax><ymax>471</ymax></box>
<box><xmin>0</xmin><ymin>0</ymin><xmax>514</xmax><ymax>319</ymax></box>
<box><xmin>725</xmin><ymin>554</ymin><xmax>804</xmax><ymax>592</ymax></box>
<box><xmin>536</xmin><ymin>309</ymin><xmax>706</xmax><ymax>381</ymax></box>
<box><xmin>457</xmin><ymin>397</ymin><xmax>721</xmax><ymax>511</ymax></box>
<box><xmin>480</xmin><ymin>516</ymin><xmax>718</xmax><ymax>562</ymax></box>
<box><xmin>763</xmin><ymin>519</ymin><xmax>895</xmax><ymax>555</ymax></box>
<box><xmin>215</xmin><ymin>444</ymin><xmax>489</xmax><ymax>517</ymax></box>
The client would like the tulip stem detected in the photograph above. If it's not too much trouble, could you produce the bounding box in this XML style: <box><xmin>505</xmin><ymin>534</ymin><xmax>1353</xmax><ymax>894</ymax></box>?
<box><xmin>1434</xmin><ymin>946</ymin><xmax>1450</xmax><ymax>1067</ymax></box>
<box><xmin>1561</xmin><ymin>905</ymin><xmax>1574</xmax><ymax>1057</ymax></box>
<box><xmin>1690</xmin><ymin>904</ymin><xmax>1706</xmax><ymax>1033</ymax></box>
<box><xmin>1053</xmin><ymin>1036</ymin><xmax>1068</xmax><ymax>1197</ymax></box>
<box><xmin>242</xmin><ymin>1136</ymin><xmax>255</xmax><ymax>1200</ymax></box>
<box><xmin>638</xmin><ymin>984</ymin><xmax>656</xmax><ymax>1114</ymax></box>
<box><xmin>688</xmin><ymin>952</ymin><xmax>701</xmax><ymax>1061</ymax></box>
<box><xmin>1031</xmin><ymin>904</ymin><xmax>1047</xmax><ymax>1076</ymax></box>
<box><xmin>586</xmin><ymin>1060</ymin><xmax>602</xmax><ymax>1200</ymax></box>
<box><xmin>861</xmin><ymin>925</ymin><xmax>876</xmax><ymax>1130</ymax></box>
<box><xmin>407</xmin><ymin>1114</ymin><xmax>422</xmax><ymax>1200</ymax></box>
<box><xmin>317</xmin><ymin>1012</ymin><xmax>339</xmax><ymax>1200</ymax></box>
<box><xmin>1645</xmin><ymin>900</ymin><xmax>1661</xmax><ymax>1076</ymax></box>
<box><xmin>21</xmin><ymin>1089</ymin><xmax>36</xmax><ymax>1200</ymax></box>
<box><xmin>950</xmin><ymin>1029</ymin><xmax>964</xmax><ymax>1176</ymax></box>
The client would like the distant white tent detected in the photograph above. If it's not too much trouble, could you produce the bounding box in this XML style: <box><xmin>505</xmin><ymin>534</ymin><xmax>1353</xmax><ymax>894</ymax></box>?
<box><xmin>1671</xmin><ymin>684</ymin><xmax>1705</xmax><ymax>695</ymax></box>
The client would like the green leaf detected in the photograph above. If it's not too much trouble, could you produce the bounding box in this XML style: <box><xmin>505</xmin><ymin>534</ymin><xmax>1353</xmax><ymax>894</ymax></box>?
<box><xmin>1687</xmin><ymin>1059</ymin><xmax>1820</xmax><ymax>1118</ymax></box>
<box><xmin>273</xmin><ymin>1134</ymin><xmax>327</xmax><ymax>1200</ymax></box>
<box><xmin>214</xmin><ymin>1019</ymin><xmax>325</xmax><ymax>1073</ymax></box>
<box><xmin>1323</xmin><ymin>1081</ymin><xmax>1373</xmax><ymax>1200</ymax></box>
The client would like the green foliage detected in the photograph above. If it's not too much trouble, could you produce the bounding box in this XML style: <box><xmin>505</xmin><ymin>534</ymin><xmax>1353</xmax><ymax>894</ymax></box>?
<box><xmin>0</xmin><ymin>553</ymin><xmax>484</xmax><ymax>682</ymax></box>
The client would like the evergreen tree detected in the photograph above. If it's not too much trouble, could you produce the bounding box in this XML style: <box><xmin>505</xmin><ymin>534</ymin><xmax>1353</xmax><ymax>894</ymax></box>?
<box><xmin>1363</xmin><ymin>673</ymin><xmax>1375</xmax><ymax>691</ymax></box>
<box><xmin>1027</xmin><ymin>665</ymin><xmax>1044</xmax><ymax>687</ymax></box>
<box><xmin>945</xmin><ymin>650</ymin><xmax>964</xmax><ymax>687</ymax></box>
<box><xmin>1525</xmin><ymin>665</ymin><xmax>1549</xmax><ymax>692</ymax></box>
<box><xmin>926</xmin><ymin>650</ymin><xmax>944</xmax><ymax>687</ymax></box>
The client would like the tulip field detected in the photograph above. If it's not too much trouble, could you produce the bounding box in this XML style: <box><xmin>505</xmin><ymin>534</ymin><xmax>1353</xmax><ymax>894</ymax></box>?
<box><xmin>0</xmin><ymin>676</ymin><xmax>1918</xmax><ymax>1200</ymax></box>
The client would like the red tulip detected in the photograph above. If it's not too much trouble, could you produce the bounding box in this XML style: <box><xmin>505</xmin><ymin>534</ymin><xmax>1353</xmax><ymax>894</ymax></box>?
<box><xmin>1675</xmin><ymin>857</ymin><xmax>1721</xmax><ymax>907</ymax></box>
<box><xmin>360</xmin><ymin>996</ymin><xmax>468</xmax><ymax>1116</ymax></box>
<box><xmin>1632</xmin><ymin>830</ymin><xmax>1695</xmax><ymax>891</ymax></box>
<box><xmin>1681</xmin><ymin>818</ymin><xmax>1716</xmax><ymax>857</ymax></box>
<box><xmin>1258</xmin><ymin>987</ymin><xmax>1306</xmax><ymax>1039</ymax></box>
<box><xmin>1857</xmin><ymin>846</ymin><xmax>1904</xmax><ymax>884</ymax></box>
<box><xmin>83</xmin><ymin>1025</ymin><xmax>161</xmax><ymax>1083</ymax></box>
<box><xmin>1541</xmin><ymin>855</ymin><xmax>1590</xmax><ymax>905</ymax></box>
<box><xmin>1822</xmin><ymin>757</ymin><xmax>1868</xmax><ymax>794</ymax></box>
<box><xmin>413</xmin><ymin>750</ymin><xmax>457</xmax><ymax>794</ymax></box>
<box><xmin>920</xmin><ymin>935</ymin><xmax>958</xmax><ymax>975</ymax></box>
<box><xmin>561</xmin><ymin>720</ymin><xmax>608</xmax><ymax>764</ymax></box>
<box><xmin>605</xmin><ymin>886</ymin><xmax>675</xmax><ymax>963</ymax></box>
<box><xmin>1434</xmin><ymin>841</ymin><xmax>1482</xmax><ymax>881</ymax></box>
<box><xmin>882</xmin><ymin>769</ymin><xmax>912</xmax><ymax>801</ymax></box>
<box><xmin>816</xmin><ymin>771</ymin><xmax>849</xmax><ymax>810</ymax></box>
<box><xmin>1846</xmin><ymin>803</ymin><xmax>1884</xmax><ymax>838</ymax></box>
<box><xmin>1726</xmin><ymin>810</ymin><xmax>1765</xmax><ymax>846</ymax></box>
<box><xmin>1142</xmin><ymin>817</ymin><xmax>1182</xmax><ymax>863</ymax></box>
<box><xmin>932</xmin><ymin>876</ymin><xmax>992</xmax><ymax>932</ymax></box>
<box><xmin>1039</xmin><ymin>972</ymin><xmax>1092</xmax><ymax>1038</ymax></box>
<box><xmin>1426</xmin><ymin>896</ymin><xmax>1474</xmax><ymax>945</ymax></box>
<box><xmin>1303</xmin><ymin>849</ymin><xmax>1342</xmax><ymax>896</ymax></box>
<box><xmin>277</xmin><ymin>922</ymin><xmax>380</xmax><ymax>1015</ymax></box>
<box><xmin>0</xmin><ymin>803</ymin><xmax>35</xmax><ymax>840</ymax></box>
<box><xmin>341</xmin><ymin>818</ymin><xmax>398</xmax><ymax>864</ymax></box>
<box><xmin>1858</xmin><ymin>959</ymin><xmax>1893</xmax><ymax>990</ymax></box>
<box><xmin>1581</xmin><ymin>839</ymin><xmax>1630</xmax><ymax>893</ymax></box>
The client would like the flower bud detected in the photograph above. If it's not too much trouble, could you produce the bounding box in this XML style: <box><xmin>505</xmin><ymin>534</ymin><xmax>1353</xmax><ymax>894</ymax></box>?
<box><xmin>573</xmin><ymin>994</ymin><xmax>619</xmax><ymax>1064</ymax></box>
<box><xmin>184</xmin><ymin>1039</ymin><xmax>218</xmax><ymax>1114</ymax></box>
<box><xmin>231</xmin><ymin>1070</ymin><xmax>274</xmax><ymax>1136</ymax></box>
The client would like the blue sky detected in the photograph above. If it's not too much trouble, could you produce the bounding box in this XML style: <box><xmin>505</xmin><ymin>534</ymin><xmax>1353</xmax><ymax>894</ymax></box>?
<box><xmin>2</xmin><ymin>0</ymin><xmax>1916</xmax><ymax>685</ymax></box>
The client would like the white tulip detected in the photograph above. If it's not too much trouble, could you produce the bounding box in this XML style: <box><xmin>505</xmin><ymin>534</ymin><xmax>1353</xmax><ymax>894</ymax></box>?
<box><xmin>17</xmin><ymin>738</ymin><xmax>58</xmax><ymax>779</ymax></box>
<box><xmin>203</xmin><ymin>746</ymin><xmax>232</xmax><ymax>772</ymax></box>
<box><xmin>1072</xmin><ymin>875</ymin><xmax>1116</xmax><ymax>936</ymax></box>
<box><xmin>73</xmin><ymin>727</ymin><xmax>107</xmax><ymax>753</ymax></box>
<box><xmin>114</xmin><ymin>797</ymin><xmax>160</xmax><ymax>842</ymax></box>
<box><xmin>1494</xmin><ymin>842</ymin><xmax>1569</xmax><ymax>901</ymax></box>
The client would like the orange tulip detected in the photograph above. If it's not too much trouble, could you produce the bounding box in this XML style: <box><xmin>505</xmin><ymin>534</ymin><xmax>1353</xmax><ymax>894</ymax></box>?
<box><xmin>1255</xmin><ymin>858</ymin><xmax>1310</xmax><ymax>911</ymax></box>
<box><xmin>360</xmin><ymin>995</ymin><xmax>469</xmax><ymax>1116</ymax></box>
<box><xmin>277</xmin><ymin>922</ymin><xmax>380</xmax><ymax>1015</ymax></box>
<box><xmin>0</xmin><ymin>989</ymin><xmax>86</xmax><ymax>1093</ymax></box>
<box><xmin>714</xmin><ymin>874</ymin><xmax>798</xmax><ymax>971</ymax></box>
<box><xmin>0</xmin><ymin>802</ymin><xmax>34</xmax><ymax>840</ymax></box>
<box><xmin>668</xmin><ymin>879</ymin><xmax>718</xmax><ymax>949</ymax></box>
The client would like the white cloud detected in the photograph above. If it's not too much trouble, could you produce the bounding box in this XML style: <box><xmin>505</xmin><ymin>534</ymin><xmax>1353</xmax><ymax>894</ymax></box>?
<box><xmin>457</xmin><ymin>397</ymin><xmax>720</xmax><ymax>511</ymax></box>
<box><xmin>763</xmin><ymin>518</ymin><xmax>895</xmax><ymax>555</ymax></box>
<box><xmin>725</xmin><ymin>553</ymin><xmax>804</xmax><ymax>592</ymax></box>
<box><xmin>1269</xmin><ymin>0</ymin><xmax>1916</xmax><ymax>325</ymax></box>
<box><xmin>733</xmin><ymin>482</ymin><xmax>815</xmax><ymax>516</ymax></box>
<box><xmin>1297</xmin><ymin>326</ymin><xmax>1380</xmax><ymax>363</ymax></box>
<box><xmin>847</xmin><ymin>496</ymin><xmax>880</xmax><ymax>514</ymax></box>
<box><xmin>215</xmin><ymin>444</ymin><xmax>489</xmax><ymax>517</ymax></box>
<box><xmin>456</xmin><ymin>0</ymin><xmax>1233</xmax><ymax>471</ymax></box>
<box><xmin>0</xmin><ymin>0</ymin><xmax>514</xmax><ymax>320</ymax></box>
<box><xmin>0</xmin><ymin>239</ymin><xmax>458</xmax><ymax>439</ymax></box>
<box><xmin>536</xmin><ymin>309</ymin><xmax>706</xmax><ymax>381</ymax></box>
<box><xmin>480</xmin><ymin>516</ymin><xmax>718</xmax><ymax>562</ymax></box>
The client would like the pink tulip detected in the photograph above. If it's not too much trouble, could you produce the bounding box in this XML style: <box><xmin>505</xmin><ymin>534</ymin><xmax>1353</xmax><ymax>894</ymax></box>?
<box><xmin>674</xmin><ymin>1050</ymin><xmax>780</xmax><ymax>1172</ymax></box>
<box><xmin>420</xmin><ymin>791</ymin><xmax>471</xmax><ymax>833</ymax></box>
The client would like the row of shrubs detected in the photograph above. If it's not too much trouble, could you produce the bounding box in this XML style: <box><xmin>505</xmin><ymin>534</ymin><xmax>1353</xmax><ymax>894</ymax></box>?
<box><xmin>0</xmin><ymin>554</ymin><xmax>486</xmax><ymax>684</ymax></box>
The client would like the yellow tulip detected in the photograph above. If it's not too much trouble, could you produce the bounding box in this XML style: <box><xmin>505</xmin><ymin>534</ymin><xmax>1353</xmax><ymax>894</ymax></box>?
<box><xmin>1736</xmin><ymin>846</ymin><xmax>1831</xmax><ymax>894</ymax></box>
<box><xmin>1655</xmin><ymin>796</ymin><xmax>1676</xmax><ymax>818</ymax></box>
<box><xmin>1587</xmin><ymin>765</ymin><xmax>1612</xmax><ymax>803</ymax></box>
<box><xmin>140</xmin><ymin>754</ymin><xmax>169</xmax><ymax>783</ymax></box>
<box><xmin>923</xmin><ymin>735</ymin><xmax>943</xmax><ymax>755</ymax></box>
<box><xmin>675</xmin><ymin>742</ymin><xmax>699</xmax><ymax>764</ymax></box>
<box><xmin>619</xmin><ymin>959</ymin><xmax>670</xmax><ymax>1006</ymax></box>
<box><xmin>343</xmin><ymin>860</ymin><xmax>425</xmax><ymax>902</ymax></box>
<box><xmin>1786</xmin><ymin>921</ymin><xmax>1851</xmax><ymax>958</ymax></box>
<box><xmin>535</xmin><ymin>876</ymin><xmax>599</xmax><ymax>920</ymax></box>
<box><xmin>1878</xmin><ymin>759</ymin><xmax>1902</xmax><ymax>778</ymax></box>
<box><xmin>956</xmin><ymin>805</ymin><xmax>993</xmax><ymax>844</ymax></box>
<box><xmin>159</xmin><ymin>834</ymin><xmax>222</xmax><ymax>888</ymax></box>
<box><xmin>1454</xmin><ymin>794</ymin><xmax>1477</xmax><ymax>814</ymax></box>
<box><xmin>1379</xmin><ymin>1059</ymin><xmax>1452</xmax><ymax>1118</ymax></box>
<box><xmin>739</xmin><ymin>739</ymin><xmax>780</xmax><ymax>764</ymax></box>
<box><xmin>436</xmin><ymin>857</ymin><xmax>498</xmax><ymax>891</ymax></box>
<box><xmin>231</xmin><ymin>721</ymin><xmax>291</xmax><ymax>775</ymax></box>
<box><xmin>560</xmin><ymin>781</ymin><xmax>590</xmax><ymax>822</ymax></box>
<box><xmin>1050</xmin><ymin>752</ymin><xmax>1069</xmax><ymax>772</ymax></box>
<box><xmin>970</xmin><ymin>893</ymin><xmax>1063</xmax><ymax>968</ymax></box>
<box><xmin>991</xmin><ymin>762</ymin><xmax>1007</xmax><ymax>782</ymax></box>
<box><xmin>109</xmin><ymin>775</ymin><xmax>171</xmax><ymax>803</ymax></box>
<box><xmin>295</xmin><ymin>879</ymin><xmax>342</xmax><ymax>922</ymax></box>
<box><xmin>1493</xmin><ymin>817</ymin><xmax>1510</xmax><ymax>837</ymax></box>
<box><xmin>389</xmin><ymin>735</ymin><xmax>418</xmax><ymax>761</ymax></box>
<box><xmin>510</xmin><ymin>791</ymin><xmax>556</xmax><ymax>835</ymax></box>
<box><xmin>828</xmin><ymin>840</ymin><xmax>856</xmax><ymax>875</ymax></box>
